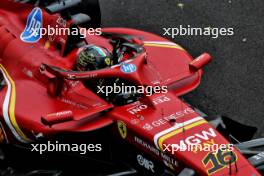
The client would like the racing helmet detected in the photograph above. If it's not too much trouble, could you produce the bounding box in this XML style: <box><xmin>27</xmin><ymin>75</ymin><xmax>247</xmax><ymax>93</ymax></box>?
<box><xmin>76</xmin><ymin>45</ymin><xmax>112</xmax><ymax>71</ymax></box>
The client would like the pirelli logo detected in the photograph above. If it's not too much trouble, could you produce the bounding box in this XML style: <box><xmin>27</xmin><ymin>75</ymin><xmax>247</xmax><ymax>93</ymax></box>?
<box><xmin>153</xmin><ymin>116</ymin><xmax>207</xmax><ymax>150</ymax></box>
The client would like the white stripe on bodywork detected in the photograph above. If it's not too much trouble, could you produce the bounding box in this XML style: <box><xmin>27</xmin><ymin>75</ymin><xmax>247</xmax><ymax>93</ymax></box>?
<box><xmin>0</xmin><ymin>67</ymin><xmax>26</xmax><ymax>143</ymax></box>
<box><xmin>153</xmin><ymin>116</ymin><xmax>204</xmax><ymax>149</ymax></box>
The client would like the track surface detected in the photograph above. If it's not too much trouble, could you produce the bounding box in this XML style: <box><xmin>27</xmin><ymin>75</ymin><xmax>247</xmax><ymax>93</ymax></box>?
<box><xmin>101</xmin><ymin>0</ymin><xmax>264</xmax><ymax>137</ymax></box>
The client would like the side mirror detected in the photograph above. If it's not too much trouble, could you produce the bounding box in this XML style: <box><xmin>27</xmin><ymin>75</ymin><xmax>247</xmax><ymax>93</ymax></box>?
<box><xmin>189</xmin><ymin>53</ymin><xmax>212</xmax><ymax>71</ymax></box>
<box><xmin>41</xmin><ymin>110</ymin><xmax>73</xmax><ymax>126</ymax></box>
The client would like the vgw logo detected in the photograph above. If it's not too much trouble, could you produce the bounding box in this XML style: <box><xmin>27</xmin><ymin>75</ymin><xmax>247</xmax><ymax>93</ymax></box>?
<box><xmin>20</xmin><ymin>7</ymin><xmax>42</xmax><ymax>43</ymax></box>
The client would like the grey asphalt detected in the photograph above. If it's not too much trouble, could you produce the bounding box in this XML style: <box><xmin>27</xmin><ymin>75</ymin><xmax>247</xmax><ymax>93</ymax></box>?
<box><xmin>100</xmin><ymin>0</ymin><xmax>264</xmax><ymax>137</ymax></box>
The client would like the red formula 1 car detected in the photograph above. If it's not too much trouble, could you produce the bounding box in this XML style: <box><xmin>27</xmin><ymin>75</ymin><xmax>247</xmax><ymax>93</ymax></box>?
<box><xmin>0</xmin><ymin>0</ymin><xmax>264</xmax><ymax>176</ymax></box>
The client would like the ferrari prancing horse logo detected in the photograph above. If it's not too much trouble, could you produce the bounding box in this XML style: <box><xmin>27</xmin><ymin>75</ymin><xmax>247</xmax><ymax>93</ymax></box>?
<box><xmin>117</xmin><ymin>121</ymin><xmax>127</xmax><ymax>139</ymax></box>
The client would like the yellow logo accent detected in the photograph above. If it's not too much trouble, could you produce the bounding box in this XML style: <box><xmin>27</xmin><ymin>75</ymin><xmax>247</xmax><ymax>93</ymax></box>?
<box><xmin>117</xmin><ymin>121</ymin><xmax>127</xmax><ymax>139</ymax></box>
<box><xmin>158</xmin><ymin>120</ymin><xmax>207</xmax><ymax>150</ymax></box>
<box><xmin>44</xmin><ymin>41</ymin><xmax>50</xmax><ymax>49</ymax></box>
<box><xmin>105</xmin><ymin>58</ymin><xmax>111</xmax><ymax>65</ymax></box>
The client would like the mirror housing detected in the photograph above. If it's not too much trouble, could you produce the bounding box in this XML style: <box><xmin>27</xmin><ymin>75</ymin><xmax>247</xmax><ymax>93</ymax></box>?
<box><xmin>189</xmin><ymin>53</ymin><xmax>212</xmax><ymax>71</ymax></box>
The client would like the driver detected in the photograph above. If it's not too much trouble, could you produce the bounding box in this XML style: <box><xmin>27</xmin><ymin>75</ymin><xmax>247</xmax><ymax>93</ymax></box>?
<box><xmin>76</xmin><ymin>44</ymin><xmax>116</xmax><ymax>100</ymax></box>
<box><xmin>75</xmin><ymin>44</ymin><xmax>140</xmax><ymax>105</ymax></box>
<box><xmin>76</xmin><ymin>45</ymin><xmax>113</xmax><ymax>71</ymax></box>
